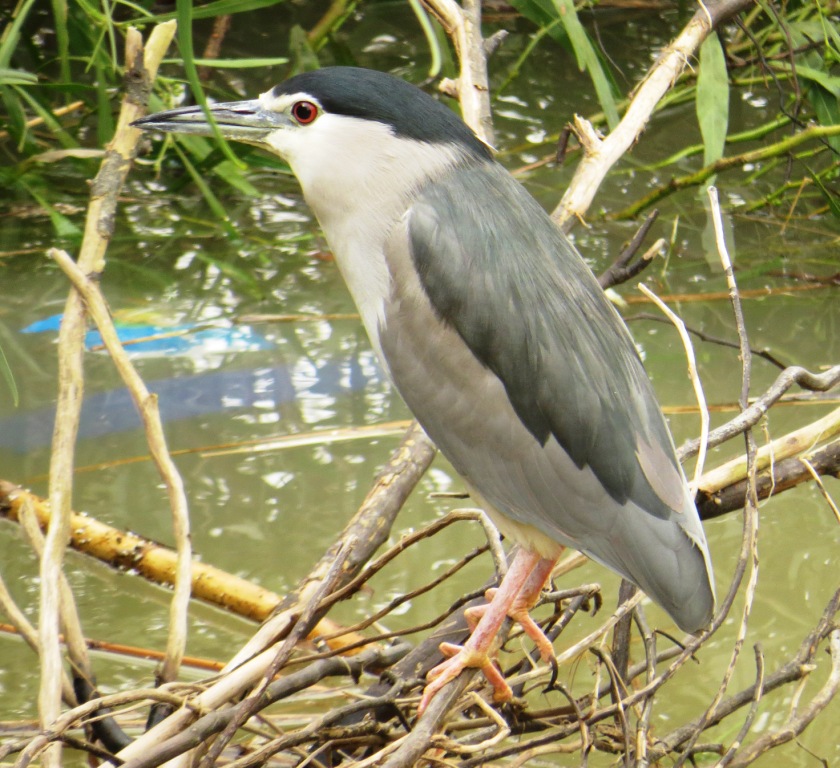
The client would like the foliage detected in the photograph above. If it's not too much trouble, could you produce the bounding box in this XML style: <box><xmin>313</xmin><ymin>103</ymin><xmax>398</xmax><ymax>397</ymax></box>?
<box><xmin>504</xmin><ymin>0</ymin><xmax>839</xmax><ymax>220</ymax></box>
<box><xmin>1</xmin><ymin>0</ymin><xmax>837</xmax><ymax>237</ymax></box>
<box><xmin>0</xmin><ymin>340</ymin><xmax>18</xmax><ymax>407</ymax></box>
<box><xmin>697</xmin><ymin>31</ymin><xmax>730</xmax><ymax>169</ymax></box>
<box><xmin>0</xmin><ymin>0</ymin><xmax>296</xmax><ymax>242</ymax></box>
<box><xmin>508</xmin><ymin>0</ymin><xmax>620</xmax><ymax>128</ymax></box>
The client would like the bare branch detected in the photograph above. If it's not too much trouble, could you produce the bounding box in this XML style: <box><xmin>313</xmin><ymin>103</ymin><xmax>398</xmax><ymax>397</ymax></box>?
<box><xmin>597</xmin><ymin>211</ymin><xmax>661</xmax><ymax>290</ymax></box>
<box><xmin>553</xmin><ymin>0</ymin><xmax>755</xmax><ymax>227</ymax></box>
<box><xmin>726</xmin><ymin>629</ymin><xmax>840</xmax><ymax>767</ymax></box>
<box><xmin>678</xmin><ymin>365</ymin><xmax>840</xmax><ymax>461</ymax></box>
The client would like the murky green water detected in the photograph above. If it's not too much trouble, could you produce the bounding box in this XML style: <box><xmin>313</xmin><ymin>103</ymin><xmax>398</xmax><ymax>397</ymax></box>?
<box><xmin>1</xmin><ymin>3</ymin><xmax>838</xmax><ymax>764</ymax></box>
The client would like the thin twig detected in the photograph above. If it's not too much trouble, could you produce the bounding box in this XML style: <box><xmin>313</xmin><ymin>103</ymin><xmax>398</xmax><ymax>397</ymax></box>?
<box><xmin>637</xmin><ymin>284</ymin><xmax>710</xmax><ymax>490</ymax></box>
<box><xmin>696</xmin><ymin>403</ymin><xmax>840</xmax><ymax>493</ymax></box>
<box><xmin>597</xmin><ymin>210</ymin><xmax>661</xmax><ymax>290</ymax></box>
<box><xmin>33</xmin><ymin>24</ymin><xmax>177</xmax><ymax>767</ymax></box>
<box><xmin>714</xmin><ymin>644</ymin><xmax>765</xmax><ymax>768</ymax></box>
<box><xmin>727</xmin><ymin>629</ymin><xmax>840</xmax><ymax>768</ymax></box>
<box><xmin>650</xmin><ymin>589</ymin><xmax>840</xmax><ymax>760</ymax></box>
<box><xmin>553</xmin><ymin>0</ymin><xmax>754</xmax><ymax>227</ymax></box>
<box><xmin>626</xmin><ymin>312</ymin><xmax>789</xmax><ymax>370</ymax></box>
<box><xmin>423</xmin><ymin>0</ymin><xmax>494</xmax><ymax>145</ymax></box>
<box><xmin>678</xmin><ymin>365</ymin><xmax>840</xmax><ymax>461</ymax></box>
<box><xmin>632</xmin><ymin>608</ymin><xmax>656</xmax><ymax>768</ymax></box>
<box><xmin>200</xmin><ymin>540</ymin><xmax>358</xmax><ymax>768</ymax></box>
<box><xmin>799</xmin><ymin>457</ymin><xmax>840</xmax><ymax>524</ymax></box>
<box><xmin>50</xmin><ymin>247</ymin><xmax>193</xmax><ymax>687</ymax></box>
<box><xmin>675</xmin><ymin>184</ymin><xmax>761</xmax><ymax>767</ymax></box>
<box><xmin>696</xmin><ymin>438</ymin><xmax>840</xmax><ymax>519</ymax></box>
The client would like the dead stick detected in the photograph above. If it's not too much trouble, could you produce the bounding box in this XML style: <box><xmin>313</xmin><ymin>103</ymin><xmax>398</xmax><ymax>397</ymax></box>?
<box><xmin>0</xmin><ymin>480</ymin><xmax>363</xmax><ymax>651</ymax></box>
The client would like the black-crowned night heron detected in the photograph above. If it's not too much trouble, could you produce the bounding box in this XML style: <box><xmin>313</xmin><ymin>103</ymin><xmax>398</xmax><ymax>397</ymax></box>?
<box><xmin>134</xmin><ymin>66</ymin><xmax>715</xmax><ymax>712</ymax></box>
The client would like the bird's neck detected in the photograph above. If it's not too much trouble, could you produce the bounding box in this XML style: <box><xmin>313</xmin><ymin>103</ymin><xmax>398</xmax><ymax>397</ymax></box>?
<box><xmin>295</xmin><ymin>136</ymin><xmax>474</xmax><ymax>358</ymax></box>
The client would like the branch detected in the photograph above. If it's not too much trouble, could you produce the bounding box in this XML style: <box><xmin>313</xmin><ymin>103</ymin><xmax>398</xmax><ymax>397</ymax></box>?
<box><xmin>115</xmin><ymin>644</ymin><xmax>410</xmax><ymax>768</ymax></box>
<box><xmin>0</xmin><ymin>480</ymin><xmax>362</xmax><ymax>650</ymax></box>
<box><xmin>223</xmin><ymin>422</ymin><xmax>435</xmax><ymax>670</ymax></box>
<box><xmin>697</xmin><ymin>438</ymin><xmax>840</xmax><ymax>520</ymax></box>
<box><xmin>610</xmin><ymin>123</ymin><xmax>840</xmax><ymax>220</ymax></box>
<box><xmin>49</xmin><ymin>245</ymin><xmax>193</xmax><ymax>686</ymax></box>
<box><xmin>107</xmin><ymin>423</ymin><xmax>435</xmax><ymax>766</ymax></box>
<box><xmin>422</xmin><ymin>0</ymin><xmax>494</xmax><ymax>144</ymax></box>
<box><xmin>597</xmin><ymin>210</ymin><xmax>661</xmax><ymax>290</ymax></box>
<box><xmin>35</xmin><ymin>24</ymin><xmax>176</xmax><ymax>767</ymax></box>
<box><xmin>649</xmin><ymin>587</ymin><xmax>840</xmax><ymax>760</ymax></box>
<box><xmin>727</xmin><ymin>629</ymin><xmax>840</xmax><ymax>767</ymax></box>
<box><xmin>552</xmin><ymin>0</ymin><xmax>755</xmax><ymax>228</ymax></box>
<box><xmin>678</xmin><ymin>365</ymin><xmax>840</xmax><ymax>461</ymax></box>
<box><xmin>697</xmin><ymin>405</ymin><xmax>840</xmax><ymax>495</ymax></box>
<box><xmin>672</xmin><ymin>185</ymin><xmax>761</xmax><ymax>767</ymax></box>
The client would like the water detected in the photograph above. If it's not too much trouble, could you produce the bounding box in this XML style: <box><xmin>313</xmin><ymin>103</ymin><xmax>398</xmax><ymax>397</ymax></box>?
<box><xmin>0</xmin><ymin>3</ymin><xmax>838</xmax><ymax>763</ymax></box>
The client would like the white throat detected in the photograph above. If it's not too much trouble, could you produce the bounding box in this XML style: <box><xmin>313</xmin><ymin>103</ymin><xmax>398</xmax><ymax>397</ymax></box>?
<box><xmin>263</xmin><ymin>113</ymin><xmax>467</xmax><ymax>355</ymax></box>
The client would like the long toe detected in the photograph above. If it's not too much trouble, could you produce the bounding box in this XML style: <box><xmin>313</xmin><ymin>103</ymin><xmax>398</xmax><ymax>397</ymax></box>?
<box><xmin>509</xmin><ymin>605</ymin><xmax>556</xmax><ymax>663</ymax></box>
<box><xmin>417</xmin><ymin>550</ymin><xmax>554</xmax><ymax>714</ymax></box>
<box><xmin>418</xmin><ymin>642</ymin><xmax>512</xmax><ymax>714</ymax></box>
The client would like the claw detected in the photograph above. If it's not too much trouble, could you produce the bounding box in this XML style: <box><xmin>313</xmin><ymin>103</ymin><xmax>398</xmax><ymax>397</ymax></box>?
<box><xmin>416</xmin><ymin>550</ymin><xmax>562</xmax><ymax>716</ymax></box>
<box><xmin>543</xmin><ymin>653</ymin><xmax>560</xmax><ymax>692</ymax></box>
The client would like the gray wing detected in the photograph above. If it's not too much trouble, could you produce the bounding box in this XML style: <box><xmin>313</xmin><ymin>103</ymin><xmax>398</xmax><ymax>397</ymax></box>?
<box><xmin>378</xmin><ymin>162</ymin><xmax>714</xmax><ymax>632</ymax></box>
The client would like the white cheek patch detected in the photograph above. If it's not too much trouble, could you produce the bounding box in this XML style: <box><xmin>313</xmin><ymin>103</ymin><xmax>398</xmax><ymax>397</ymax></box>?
<box><xmin>252</xmin><ymin>106</ymin><xmax>472</xmax><ymax>371</ymax></box>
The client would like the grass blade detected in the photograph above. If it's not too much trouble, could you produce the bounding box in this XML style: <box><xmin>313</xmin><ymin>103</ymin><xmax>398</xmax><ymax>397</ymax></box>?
<box><xmin>696</xmin><ymin>31</ymin><xmax>729</xmax><ymax>167</ymax></box>
<box><xmin>0</xmin><ymin>343</ymin><xmax>19</xmax><ymax>408</ymax></box>
<box><xmin>551</xmin><ymin>0</ymin><xmax>619</xmax><ymax>129</ymax></box>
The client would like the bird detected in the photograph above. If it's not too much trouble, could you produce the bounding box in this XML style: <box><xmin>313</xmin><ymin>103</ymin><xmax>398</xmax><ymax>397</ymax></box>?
<box><xmin>133</xmin><ymin>66</ymin><xmax>715</xmax><ymax>713</ymax></box>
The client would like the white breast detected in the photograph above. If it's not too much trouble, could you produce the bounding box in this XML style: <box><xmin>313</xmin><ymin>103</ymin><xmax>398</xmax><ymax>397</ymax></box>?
<box><xmin>263</xmin><ymin>112</ymin><xmax>469</xmax><ymax>360</ymax></box>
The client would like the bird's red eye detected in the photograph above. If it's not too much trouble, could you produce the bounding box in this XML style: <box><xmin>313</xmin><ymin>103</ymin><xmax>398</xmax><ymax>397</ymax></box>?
<box><xmin>292</xmin><ymin>101</ymin><xmax>318</xmax><ymax>125</ymax></box>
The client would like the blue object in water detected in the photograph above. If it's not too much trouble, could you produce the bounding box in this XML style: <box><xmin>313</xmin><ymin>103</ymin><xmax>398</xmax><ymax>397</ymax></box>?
<box><xmin>21</xmin><ymin>313</ymin><xmax>273</xmax><ymax>356</ymax></box>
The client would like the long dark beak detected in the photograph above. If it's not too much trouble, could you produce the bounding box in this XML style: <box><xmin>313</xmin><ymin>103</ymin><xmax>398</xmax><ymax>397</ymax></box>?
<box><xmin>132</xmin><ymin>100</ymin><xmax>288</xmax><ymax>141</ymax></box>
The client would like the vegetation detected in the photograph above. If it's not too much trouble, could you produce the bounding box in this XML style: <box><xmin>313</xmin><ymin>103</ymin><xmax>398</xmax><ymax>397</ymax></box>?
<box><xmin>2</xmin><ymin>0</ymin><xmax>838</xmax><ymax>225</ymax></box>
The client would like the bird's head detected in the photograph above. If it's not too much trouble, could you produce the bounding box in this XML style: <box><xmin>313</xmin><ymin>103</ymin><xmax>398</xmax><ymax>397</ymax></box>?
<box><xmin>133</xmin><ymin>67</ymin><xmax>491</xmax><ymax>216</ymax></box>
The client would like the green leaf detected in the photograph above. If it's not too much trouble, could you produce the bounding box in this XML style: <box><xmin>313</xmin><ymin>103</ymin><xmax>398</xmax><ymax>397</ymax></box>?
<box><xmin>131</xmin><ymin>0</ymin><xmax>282</xmax><ymax>24</ymax></box>
<box><xmin>0</xmin><ymin>343</ymin><xmax>19</xmax><ymax>408</ymax></box>
<box><xmin>19</xmin><ymin>181</ymin><xmax>82</xmax><ymax>240</ymax></box>
<box><xmin>0</xmin><ymin>68</ymin><xmax>38</xmax><ymax>85</ymax></box>
<box><xmin>173</xmin><ymin>143</ymin><xmax>239</xmax><ymax>241</ymax></box>
<box><xmin>50</xmin><ymin>0</ymin><xmax>70</xmax><ymax>84</ymax></box>
<box><xmin>161</xmin><ymin>57</ymin><xmax>289</xmax><ymax>69</ymax></box>
<box><xmin>13</xmin><ymin>84</ymin><xmax>78</xmax><ymax>149</ymax></box>
<box><xmin>506</xmin><ymin>0</ymin><xmax>617</xmax><ymax>127</ymax></box>
<box><xmin>808</xmin><ymin>167</ymin><xmax>840</xmax><ymax>221</ymax></box>
<box><xmin>408</xmin><ymin>0</ymin><xmax>442</xmax><ymax>79</ymax></box>
<box><xmin>550</xmin><ymin>0</ymin><xmax>619</xmax><ymax>129</ymax></box>
<box><xmin>95</xmin><ymin>60</ymin><xmax>114</xmax><ymax>145</ymax></box>
<box><xmin>808</xmin><ymin>84</ymin><xmax>840</xmax><ymax>153</ymax></box>
<box><xmin>772</xmin><ymin>62</ymin><xmax>840</xmax><ymax>97</ymax></box>
<box><xmin>0</xmin><ymin>85</ymin><xmax>27</xmax><ymax>149</ymax></box>
<box><xmin>0</xmin><ymin>0</ymin><xmax>39</xmax><ymax>69</ymax></box>
<box><xmin>508</xmin><ymin>0</ymin><xmax>561</xmax><ymax>31</ymax></box>
<box><xmin>176</xmin><ymin>0</ymin><xmax>245</xmax><ymax>170</ymax></box>
<box><xmin>289</xmin><ymin>25</ymin><xmax>320</xmax><ymax>73</ymax></box>
<box><xmin>696</xmin><ymin>32</ymin><xmax>729</xmax><ymax>168</ymax></box>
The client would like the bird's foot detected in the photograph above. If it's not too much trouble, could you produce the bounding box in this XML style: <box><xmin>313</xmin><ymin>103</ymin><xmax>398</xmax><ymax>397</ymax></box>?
<box><xmin>501</xmin><ymin>580</ymin><xmax>561</xmax><ymax>691</ymax></box>
<box><xmin>471</xmin><ymin>585</ymin><xmax>557</xmax><ymax>664</ymax></box>
<box><xmin>418</xmin><ymin>639</ymin><xmax>512</xmax><ymax>714</ymax></box>
<box><xmin>506</xmin><ymin>595</ymin><xmax>557</xmax><ymax>664</ymax></box>
<box><xmin>416</xmin><ymin>551</ymin><xmax>560</xmax><ymax>716</ymax></box>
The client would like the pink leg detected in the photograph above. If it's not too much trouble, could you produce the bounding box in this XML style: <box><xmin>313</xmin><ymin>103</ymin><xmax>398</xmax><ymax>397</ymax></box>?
<box><xmin>417</xmin><ymin>549</ymin><xmax>559</xmax><ymax>714</ymax></box>
<box><xmin>506</xmin><ymin>556</ymin><xmax>558</xmax><ymax>662</ymax></box>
